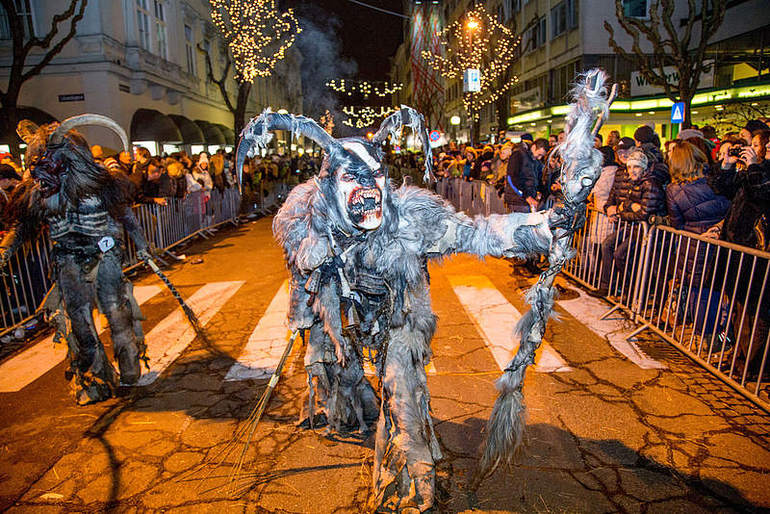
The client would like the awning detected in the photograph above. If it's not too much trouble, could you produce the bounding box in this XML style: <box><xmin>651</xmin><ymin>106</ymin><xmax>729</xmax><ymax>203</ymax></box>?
<box><xmin>194</xmin><ymin>120</ymin><xmax>226</xmax><ymax>145</ymax></box>
<box><xmin>131</xmin><ymin>109</ymin><xmax>182</xmax><ymax>142</ymax></box>
<box><xmin>0</xmin><ymin>106</ymin><xmax>57</xmax><ymax>144</ymax></box>
<box><xmin>214</xmin><ymin>123</ymin><xmax>235</xmax><ymax>145</ymax></box>
<box><xmin>168</xmin><ymin>114</ymin><xmax>204</xmax><ymax>144</ymax></box>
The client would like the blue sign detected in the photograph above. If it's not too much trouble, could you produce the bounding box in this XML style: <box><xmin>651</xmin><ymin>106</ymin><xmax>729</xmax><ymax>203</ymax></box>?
<box><xmin>671</xmin><ymin>102</ymin><xmax>685</xmax><ymax>124</ymax></box>
<box><xmin>429</xmin><ymin>130</ymin><xmax>441</xmax><ymax>142</ymax></box>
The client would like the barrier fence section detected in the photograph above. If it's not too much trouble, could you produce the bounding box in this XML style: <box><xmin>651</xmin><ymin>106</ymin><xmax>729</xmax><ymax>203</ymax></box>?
<box><xmin>435</xmin><ymin>178</ymin><xmax>769</xmax><ymax>410</ymax></box>
<box><xmin>0</xmin><ymin>188</ymin><xmax>241</xmax><ymax>336</ymax></box>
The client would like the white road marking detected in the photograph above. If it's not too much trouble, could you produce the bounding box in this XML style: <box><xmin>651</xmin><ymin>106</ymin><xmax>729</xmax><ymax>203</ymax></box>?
<box><xmin>448</xmin><ymin>275</ymin><xmax>572</xmax><ymax>373</ymax></box>
<box><xmin>0</xmin><ymin>286</ymin><xmax>162</xmax><ymax>393</ymax></box>
<box><xmin>557</xmin><ymin>289</ymin><xmax>666</xmax><ymax>370</ymax></box>
<box><xmin>136</xmin><ymin>281</ymin><xmax>244</xmax><ymax>386</ymax></box>
<box><xmin>225</xmin><ymin>280</ymin><xmax>291</xmax><ymax>381</ymax></box>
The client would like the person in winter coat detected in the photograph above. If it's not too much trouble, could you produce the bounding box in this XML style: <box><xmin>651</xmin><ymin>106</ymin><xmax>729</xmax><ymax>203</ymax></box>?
<box><xmin>708</xmin><ymin>134</ymin><xmax>770</xmax><ymax>374</ymax></box>
<box><xmin>504</xmin><ymin>136</ymin><xmax>547</xmax><ymax>212</ymax></box>
<box><xmin>593</xmin><ymin>148</ymin><xmax>668</xmax><ymax>296</ymax></box>
<box><xmin>586</xmin><ymin>146</ymin><xmax>618</xmax><ymax>279</ymax></box>
<box><xmin>665</xmin><ymin>141</ymin><xmax>730</xmax><ymax>315</ymax></box>
<box><xmin>666</xmin><ymin>141</ymin><xmax>729</xmax><ymax>234</ymax></box>
<box><xmin>192</xmin><ymin>152</ymin><xmax>214</xmax><ymax>193</ymax></box>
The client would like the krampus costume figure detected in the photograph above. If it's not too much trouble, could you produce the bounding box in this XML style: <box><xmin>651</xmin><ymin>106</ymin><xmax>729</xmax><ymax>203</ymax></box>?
<box><xmin>0</xmin><ymin>115</ymin><xmax>151</xmax><ymax>405</ymax></box>
<box><xmin>237</xmin><ymin>70</ymin><xmax>615</xmax><ymax>511</ymax></box>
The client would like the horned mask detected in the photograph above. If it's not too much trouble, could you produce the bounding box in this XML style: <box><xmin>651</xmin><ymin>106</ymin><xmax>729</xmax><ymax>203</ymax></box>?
<box><xmin>16</xmin><ymin>114</ymin><xmax>128</xmax><ymax>198</ymax></box>
<box><xmin>236</xmin><ymin>106</ymin><xmax>434</xmax><ymax>231</ymax></box>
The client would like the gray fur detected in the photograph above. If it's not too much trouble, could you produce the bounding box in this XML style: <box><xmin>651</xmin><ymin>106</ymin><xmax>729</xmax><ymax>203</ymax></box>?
<box><xmin>475</xmin><ymin>69</ymin><xmax>615</xmax><ymax>487</ymax></box>
<box><xmin>274</xmin><ymin>179</ymin><xmax>553</xmax><ymax>511</ymax></box>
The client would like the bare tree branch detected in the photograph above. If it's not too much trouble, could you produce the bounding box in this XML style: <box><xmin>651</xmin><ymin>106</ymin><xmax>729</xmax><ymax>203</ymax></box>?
<box><xmin>200</xmin><ymin>42</ymin><xmax>235</xmax><ymax>114</ymax></box>
<box><xmin>21</xmin><ymin>0</ymin><xmax>87</xmax><ymax>82</ymax></box>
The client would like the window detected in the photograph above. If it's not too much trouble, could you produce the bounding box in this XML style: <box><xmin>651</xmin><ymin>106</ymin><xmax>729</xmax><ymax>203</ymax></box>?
<box><xmin>202</xmin><ymin>38</ymin><xmax>211</xmax><ymax>81</ymax></box>
<box><xmin>567</xmin><ymin>0</ymin><xmax>578</xmax><ymax>29</ymax></box>
<box><xmin>136</xmin><ymin>0</ymin><xmax>151</xmax><ymax>50</ymax></box>
<box><xmin>623</xmin><ymin>0</ymin><xmax>648</xmax><ymax>18</ymax></box>
<box><xmin>185</xmin><ymin>24</ymin><xmax>195</xmax><ymax>75</ymax></box>
<box><xmin>527</xmin><ymin>16</ymin><xmax>546</xmax><ymax>51</ymax></box>
<box><xmin>1</xmin><ymin>0</ymin><xmax>35</xmax><ymax>40</ymax></box>
<box><xmin>154</xmin><ymin>0</ymin><xmax>167</xmax><ymax>59</ymax></box>
<box><xmin>551</xmin><ymin>2</ymin><xmax>567</xmax><ymax>39</ymax></box>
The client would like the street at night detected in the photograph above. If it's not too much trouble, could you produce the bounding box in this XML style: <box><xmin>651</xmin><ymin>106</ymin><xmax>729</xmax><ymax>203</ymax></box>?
<box><xmin>1</xmin><ymin>220</ymin><xmax>768</xmax><ymax>512</ymax></box>
<box><xmin>2</xmin><ymin>0</ymin><xmax>770</xmax><ymax>512</ymax></box>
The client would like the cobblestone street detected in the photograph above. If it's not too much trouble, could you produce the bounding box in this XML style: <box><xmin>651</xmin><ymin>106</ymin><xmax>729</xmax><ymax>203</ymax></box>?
<box><xmin>1</xmin><ymin>218</ymin><xmax>769</xmax><ymax>512</ymax></box>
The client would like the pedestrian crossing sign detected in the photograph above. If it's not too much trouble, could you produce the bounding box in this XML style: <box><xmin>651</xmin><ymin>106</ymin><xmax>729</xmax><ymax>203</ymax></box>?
<box><xmin>671</xmin><ymin>102</ymin><xmax>685</xmax><ymax>123</ymax></box>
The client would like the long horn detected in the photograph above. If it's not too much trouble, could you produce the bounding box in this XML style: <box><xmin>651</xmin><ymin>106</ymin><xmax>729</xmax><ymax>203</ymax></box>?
<box><xmin>236</xmin><ymin>109</ymin><xmax>339</xmax><ymax>190</ymax></box>
<box><xmin>372</xmin><ymin>105</ymin><xmax>435</xmax><ymax>182</ymax></box>
<box><xmin>50</xmin><ymin>114</ymin><xmax>129</xmax><ymax>151</ymax></box>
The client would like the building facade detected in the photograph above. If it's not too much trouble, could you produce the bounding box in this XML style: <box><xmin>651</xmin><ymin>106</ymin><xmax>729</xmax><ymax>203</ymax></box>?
<box><xmin>0</xmin><ymin>0</ymin><xmax>302</xmax><ymax>155</ymax></box>
<box><xmin>393</xmin><ymin>0</ymin><xmax>770</xmax><ymax>143</ymax></box>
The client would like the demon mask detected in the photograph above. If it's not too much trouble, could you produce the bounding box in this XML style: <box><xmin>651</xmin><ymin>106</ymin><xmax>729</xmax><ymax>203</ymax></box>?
<box><xmin>17</xmin><ymin>115</ymin><xmax>129</xmax><ymax>198</ymax></box>
<box><xmin>236</xmin><ymin>106</ymin><xmax>434</xmax><ymax>232</ymax></box>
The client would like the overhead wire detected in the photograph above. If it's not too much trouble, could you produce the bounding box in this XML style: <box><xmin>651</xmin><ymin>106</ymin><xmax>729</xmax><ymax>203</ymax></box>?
<box><xmin>346</xmin><ymin>0</ymin><xmax>411</xmax><ymax>19</ymax></box>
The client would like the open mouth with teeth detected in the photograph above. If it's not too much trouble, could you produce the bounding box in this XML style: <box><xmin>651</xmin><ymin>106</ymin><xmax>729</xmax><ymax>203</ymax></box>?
<box><xmin>347</xmin><ymin>186</ymin><xmax>382</xmax><ymax>226</ymax></box>
<box><xmin>33</xmin><ymin>174</ymin><xmax>60</xmax><ymax>197</ymax></box>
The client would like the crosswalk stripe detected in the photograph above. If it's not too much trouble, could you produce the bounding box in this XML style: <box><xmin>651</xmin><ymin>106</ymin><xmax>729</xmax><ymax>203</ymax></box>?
<box><xmin>0</xmin><ymin>286</ymin><xmax>162</xmax><ymax>393</ymax></box>
<box><xmin>558</xmin><ymin>290</ymin><xmax>666</xmax><ymax>370</ymax></box>
<box><xmin>224</xmin><ymin>280</ymin><xmax>291</xmax><ymax>381</ymax></box>
<box><xmin>136</xmin><ymin>281</ymin><xmax>244</xmax><ymax>386</ymax></box>
<box><xmin>224</xmin><ymin>280</ymin><xmax>438</xmax><ymax>381</ymax></box>
<box><xmin>447</xmin><ymin>275</ymin><xmax>572</xmax><ymax>373</ymax></box>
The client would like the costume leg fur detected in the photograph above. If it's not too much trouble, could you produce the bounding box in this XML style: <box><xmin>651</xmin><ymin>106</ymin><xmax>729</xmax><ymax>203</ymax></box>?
<box><xmin>57</xmin><ymin>253</ymin><xmax>118</xmax><ymax>404</ymax></box>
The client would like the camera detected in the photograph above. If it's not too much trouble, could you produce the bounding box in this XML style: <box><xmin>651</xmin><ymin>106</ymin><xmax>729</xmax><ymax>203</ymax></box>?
<box><xmin>728</xmin><ymin>146</ymin><xmax>744</xmax><ymax>157</ymax></box>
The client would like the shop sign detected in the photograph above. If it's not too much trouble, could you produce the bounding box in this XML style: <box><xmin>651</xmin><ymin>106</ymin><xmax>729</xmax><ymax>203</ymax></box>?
<box><xmin>630</xmin><ymin>62</ymin><xmax>713</xmax><ymax>97</ymax></box>
<box><xmin>58</xmin><ymin>93</ymin><xmax>85</xmax><ymax>102</ymax></box>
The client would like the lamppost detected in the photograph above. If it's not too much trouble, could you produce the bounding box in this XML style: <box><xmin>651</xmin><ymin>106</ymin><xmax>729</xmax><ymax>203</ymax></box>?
<box><xmin>465</xmin><ymin>16</ymin><xmax>479</xmax><ymax>145</ymax></box>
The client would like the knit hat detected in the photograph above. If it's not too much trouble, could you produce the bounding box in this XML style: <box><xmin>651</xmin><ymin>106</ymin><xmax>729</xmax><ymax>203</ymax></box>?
<box><xmin>198</xmin><ymin>152</ymin><xmax>209</xmax><ymax>165</ymax></box>
<box><xmin>520</xmin><ymin>132</ymin><xmax>534</xmax><ymax>143</ymax></box>
<box><xmin>616</xmin><ymin>137</ymin><xmax>635</xmax><ymax>151</ymax></box>
<box><xmin>625</xmin><ymin>148</ymin><xmax>648</xmax><ymax>170</ymax></box>
<box><xmin>634</xmin><ymin>125</ymin><xmax>657</xmax><ymax>145</ymax></box>
<box><xmin>678</xmin><ymin>128</ymin><xmax>704</xmax><ymax>141</ymax></box>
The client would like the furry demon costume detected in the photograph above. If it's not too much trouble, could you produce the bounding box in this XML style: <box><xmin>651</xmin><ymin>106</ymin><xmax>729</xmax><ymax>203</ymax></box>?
<box><xmin>236</xmin><ymin>70</ymin><xmax>615</xmax><ymax>512</ymax></box>
<box><xmin>0</xmin><ymin>115</ymin><xmax>151</xmax><ymax>405</ymax></box>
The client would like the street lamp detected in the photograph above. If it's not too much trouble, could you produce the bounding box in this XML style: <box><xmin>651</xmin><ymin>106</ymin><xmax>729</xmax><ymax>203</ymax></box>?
<box><xmin>466</xmin><ymin>18</ymin><xmax>479</xmax><ymax>31</ymax></box>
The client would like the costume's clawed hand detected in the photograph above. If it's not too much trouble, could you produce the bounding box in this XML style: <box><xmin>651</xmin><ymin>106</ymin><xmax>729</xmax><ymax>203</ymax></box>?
<box><xmin>137</xmin><ymin>248</ymin><xmax>152</xmax><ymax>262</ymax></box>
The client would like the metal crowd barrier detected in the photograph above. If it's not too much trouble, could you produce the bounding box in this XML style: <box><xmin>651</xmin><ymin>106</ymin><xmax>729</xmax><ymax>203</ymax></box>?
<box><xmin>434</xmin><ymin>177</ymin><xmax>769</xmax><ymax>410</ymax></box>
<box><xmin>0</xmin><ymin>187</ymin><xmax>242</xmax><ymax>337</ymax></box>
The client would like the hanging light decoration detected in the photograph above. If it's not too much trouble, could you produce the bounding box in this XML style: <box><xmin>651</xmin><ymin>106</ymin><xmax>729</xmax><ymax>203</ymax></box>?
<box><xmin>326</xmin><ymin>79</ymin><xmax>404</xmax><ymax>98</ymax></box>
<box><xmin>420</xmin><ymin>4</ymin><xmax>520</xmax><ymax>120</ymax></box>
<box><xmin>209</xmin><ymin>0</ymin><xmax>301</xmax><ymax>83</ymax></box>
<box><xmin>341</xmin><ymin>105</ymin><xmax>398</xmax><ymax>128</ymax></box>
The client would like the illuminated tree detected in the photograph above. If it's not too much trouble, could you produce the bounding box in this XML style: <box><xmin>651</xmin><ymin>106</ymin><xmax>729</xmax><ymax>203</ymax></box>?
<box><xmin>421</xmin><ymin>4</ymin><xmax>521</xmax><ymax>142</ymax></box>
<box><xmin>605</xmin><ymin>0</ymin><xmax>728</xmax><ymax>127</ymax></box>
<box><xmin>207</xmin><ymin>0</ymin><xmax>301</xmax><ymax>133</ymax></box>
<box><xmin>0</xmin><ymin>0</ymin><xmax>87</xmax><ymax>155</ymax></box>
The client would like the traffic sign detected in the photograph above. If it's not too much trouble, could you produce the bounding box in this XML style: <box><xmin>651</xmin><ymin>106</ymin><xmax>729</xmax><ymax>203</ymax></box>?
<box><xmin>463</xmin><ymin>69</ymin><xmax>481</xmax><ymax>92</ymax></box>
<box><xmin>429</xmin><ymin>130</ymin><xmax>441</xmax><ymax>142</ymax></box>
<box><xmin>671</xmin><ymin>102</ymin><xmax>685</xmax><ymax>123</ymax></box>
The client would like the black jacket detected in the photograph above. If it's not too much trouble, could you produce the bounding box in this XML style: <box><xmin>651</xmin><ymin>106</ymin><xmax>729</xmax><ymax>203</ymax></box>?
<box><xmin>504</xmin><ymin>144</ymin><xmax>539</xmax><ymax>207</ymax></box>
<box><xmin>708</xmin><ymin>160</ymin><xmax>770</xmax><ymax>248</ymax></box>
<box><xmin>606</xmin><ymin>165</ymin><xmax>667</xmax><ymax>222</ymax></box>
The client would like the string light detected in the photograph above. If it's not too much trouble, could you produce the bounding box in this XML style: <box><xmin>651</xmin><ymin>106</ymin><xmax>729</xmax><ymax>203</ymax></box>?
<box><xmin>209</xmin><ymin>0</ymin><xmax>301</xmax><ymax>83</ymax></box>
<box><xmin>326</xmin><ymin>79</ymin><xmax>404</xmax><ymax>98</ymax></box>
<box><xmin>341</xmin><ymin>105</ymin><xmax>398</xmax><ymax>128</ymax></box>
<box><xmin>421</xmin><ymin>4</ymin><xmax>520</xmax><ymax>120</ymax></box>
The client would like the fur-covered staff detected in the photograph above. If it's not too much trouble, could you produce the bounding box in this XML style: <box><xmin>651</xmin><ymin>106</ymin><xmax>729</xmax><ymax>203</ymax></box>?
<box><xmin>473</xmin><ymin>69</ymin><xmax>618</xmax><ymax>487</ymax></box>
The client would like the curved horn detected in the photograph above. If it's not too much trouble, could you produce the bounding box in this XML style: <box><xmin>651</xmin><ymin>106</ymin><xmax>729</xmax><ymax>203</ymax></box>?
<box><xmin>372</xmin><ymin>105</ymin><xmax>435</xmax><ymax>182</ymax></box>
<box><xmin>236</xmin><ymin>109</ymin><xmax>340</xmax><ymax>190</ymax></box>
<box><xmin>50</xmin><ymin>114</ymin><xmax>129</xmax><ymax>151</ymax></box>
